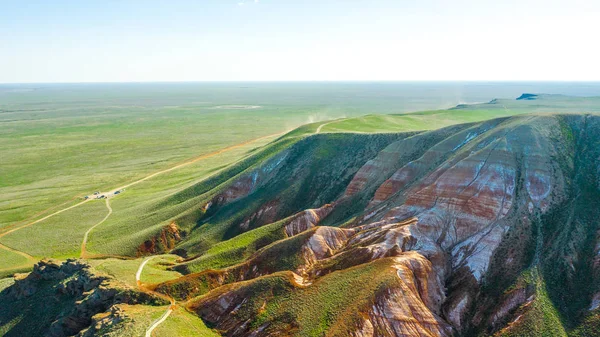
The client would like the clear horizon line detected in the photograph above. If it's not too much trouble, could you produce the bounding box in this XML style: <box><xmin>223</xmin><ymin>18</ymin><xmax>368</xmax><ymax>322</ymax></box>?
<box><xmin>2</xmin><ymin>79</ymin><xmax>600</xmax><ymax>85</ymax></box>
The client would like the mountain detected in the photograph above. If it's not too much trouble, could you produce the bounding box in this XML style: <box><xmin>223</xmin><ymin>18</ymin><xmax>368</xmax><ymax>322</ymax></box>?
<box><xmin>152</xmin><ymin>114</ymin><xmax>600</xmax><ymax>336</ymax></box>
<box><xmin>2</xmin><ymin>102</ymin><xmax>600</xmax><ymax>336</ymax></box>
<box><xmin>152</xmin><ymin>113</ymin><xmax>600</xmax><ymax>335</ymax></box>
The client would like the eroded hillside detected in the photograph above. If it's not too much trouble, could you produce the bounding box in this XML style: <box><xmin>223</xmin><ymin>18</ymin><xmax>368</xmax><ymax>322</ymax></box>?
<box><xmin>164</xmin><ymin>113</ymin><xmax>600</xmax><ymax>336</ymax></box>
<box><xmin>3</xmin><ymin>112</ymin><xmax>600</xmax><ymax>336</ymax></box>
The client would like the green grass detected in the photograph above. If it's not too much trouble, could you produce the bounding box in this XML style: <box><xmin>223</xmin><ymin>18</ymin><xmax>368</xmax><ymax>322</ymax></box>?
<box><xmin>495</xmin><ymin>268</ymin><xmax>567</xmax><ymax>337</ymax></box>
<box><xmin>153</xmin><ymin>307</ymin><xmax>220</xmax><ymax>337</ymax></box>
<box><xmin>88</xmin><ymin>258</ymin><xmax>142</xmax><ymax>287</ymax></box>
<box><xmin>1</xmin><ymin>105</ymin><xmax>287</xmax><ymax>229</ymax></box>
<box><xmin>268</xmin><ymin>258</ymin><xmax>400</xmax><ymax>337</ymax></box>
<box><xmin>320</xmin><ymin>108</ymin><xmax>517</xmax><ymax>133</ymax></box>
<box><xmin>0</xmin><ymin>200</ymin><xmax>109</xmax><ymax>258</ymax></box>
<box><xmin>89</xmin><ymin>255</ymin><xmax>183</xmax><ymax>287</ymax></box>
<box><xmin>0</xmin><ymin>120</ymin><xmax>292</xmax><ymax>270</ymax></box>
<box><xmin>5</xmin><ymin>82</ymin><xmax>438</xmax><ymax>231</ymax></box>
<box><xmin>3</xmin><ymin>91</ymin><xmax>597</xmax><ymax>271</ymax></box>
<box><xmin>140</xmin><ymin>255</ymin><xmax>183</xmax><ymax>284</ymax></box>
<box><xmin>0</xmin><ymin>266</ymin><xmax>32</xmax><ymax>280</ymax></box>
<box><xmin>189</xmin><ymin>257</ymin><xmax>401</xmax><ymax>336</ymax></box>
<box><xmin>85</xmin><ymin>134</ymin><xmax>284</xmax><ymax>257</ymax></box>
<box><xmin>0</xmin><ymin>100</ymin><xmax>296</xmax><ymax>231</ymax></box>
<box><xmin>0</xmin><ymin>278</ymin><xmax>14</xmax><ymax>292</ymax></box>
<box><xmin>181</xmin><ymin>220</ymin><xmax>287</xmax><ymax>273</ymax></box>
<box><xmin>178</xmin><ymin>132</ymin><xmax>402</xmax><ymax>261</ymax></box>
<box><xmin>319</xmin><ymin>94</ymin><xmax>600</xmax><ymax>134</ymax></box>
<box><xmin>0</xmin><ymin>249</ymin><xmax>29</xmax><ymax>271</ymax></box>
<box><xmin>570</xmin><ymin>309</ymin><xmax>600</xmax><ymax>337</ymax></box>
<box><xmin>85</xmin><ymin>304</ymin><xmax>165</xmax><ymax>337</ymax></box>
<box><xmin>97</xmin><ymin>304</ymin><xmax>219</xmax><ymax>337</ymax></box>
<box><xmin>154</xmin><ymin>225</ymin><xmax>311</xmax><ymax>301</ymax></box>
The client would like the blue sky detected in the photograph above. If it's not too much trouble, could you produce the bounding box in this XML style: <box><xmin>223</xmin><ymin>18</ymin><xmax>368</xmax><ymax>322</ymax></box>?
<box><xmin>1</xmin><ymin>0</ymin><xmax>599</xmax><ymax>82</ymax></box>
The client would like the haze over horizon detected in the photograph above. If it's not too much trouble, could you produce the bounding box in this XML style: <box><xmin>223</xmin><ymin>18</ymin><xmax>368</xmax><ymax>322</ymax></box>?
<box><xmin>2</xmin><ymin>0</ymin><xmax>600</xmax><ymax>83</ymax></box>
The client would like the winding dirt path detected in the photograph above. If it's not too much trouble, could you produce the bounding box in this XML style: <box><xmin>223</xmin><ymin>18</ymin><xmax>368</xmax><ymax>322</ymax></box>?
<box><xmin>0</xmin><ymin>242</ymin><xmax>37</xmax><ymax>272</ymax></box>
<box><xmin>114</xmin><ymin>132</ymin><xmax>284</xmax><ymax>193</ymax></box>
<box><xmin>146</xmin><ymin>307</ymin><xmax>173</xmax><ymax>337</ymax></box>
<box><xmin>4</xmin><ymin>195</ymin><xmax>85</xmax><ymax>233</ymax></box>
<box><xmin>136</xmin><ymin>256</ymin><xmax>176</xmax><ymax>337</ymax></box>
<box><xmin>80</xmin><ymin>198</ymin><xmax>112</xmax><ymax>259</ymax></box>
<box><xmin>0</xmin><ymin>200</ymin><xmax>90</xmax><ymax>272</ymax></box>
<box><xmin>0</xmin><ymin>199</ymin><xmax>90</xmax><ymax>237</ymax></box>
<box><xmin>136</xmin><ymin>257</ymin><xmax>155</xmax><ymax>283</ymax></box>
<box><xmin>316</xmin><ymin>120</ymin><xmax>334</xmax><ymax>134</ymax></box>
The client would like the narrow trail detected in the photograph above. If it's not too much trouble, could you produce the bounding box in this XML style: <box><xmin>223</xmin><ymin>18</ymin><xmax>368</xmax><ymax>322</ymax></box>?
<box><xmin>116</xmin><ymin>132</ymin><xmax>284</xmax><ymax>193</ymax></box>
<box><xmin>316</xmin><ymin>120</ymin><xmax>334</xmax><ymax>134</ymax></box>
<box><xmin>80</xmin><ymin>198</ymin><xmax>112</xmax><ymax>259</ymax></box>
<box><xmin>136</xmin><ymin>257</ymin><xmax>155</xmax><ymax>283</ymax></box>
<box><xmin>0</xmin><ymin>242</ymin><xmax>37</xmax><ymax>272</ymax></box>
<box><xmin>0</xmin><ymin>132</ymin><xmax>283</xmax><ymax>265</ymax></box>
<box><xmin>0</xmin><ymin>242</ymin><xmax>35</xmax><ymax>263</ymax></box>
<box><xmin>0</xmin><ymin>199</ymin><xmax>90</xmax><ymax>271</ymax></box>
<box><xmin>0</xmin><ymin>199</ymin><xmax>90</xmax><ymax>238</ymax></box>
<box><xmin>4</xmin><ymin>195</ymin><xmax>85</xmax><ymax>232</ymax></box>
<box><xmin>137</xmin><ymin>256</ymin><xmax>176</xmax><ymax>337</ymax></box>
<box><xmin>146</xmin><ymin>307</ymin><xmax>173</xmax><ymax>337</ymax></box>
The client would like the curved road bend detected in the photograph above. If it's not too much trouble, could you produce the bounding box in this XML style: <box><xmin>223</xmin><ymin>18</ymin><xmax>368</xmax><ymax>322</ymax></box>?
<box><xmin>136</xmin><ymin>256</ymin><xmax>175</xmax><ymax>337</ymax></box>
<box><xmin>80</xmin><ymin>198</ymin><xmax>112</xmax><ymax>258</ymax></box>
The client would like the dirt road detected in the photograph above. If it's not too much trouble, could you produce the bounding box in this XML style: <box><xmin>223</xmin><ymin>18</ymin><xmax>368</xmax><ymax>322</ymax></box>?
<box><xmin>316</xmin><ymin>120</ymin><xmax>334</xmax><ymax>133</ymax></box>
<box><xmin>0</xmin><ymin>242</ymin><xmax>37</xmax><ymax>273</ymax></box>
<box><xmin>136</xmin><ymin>256</ymin><xmax>176</xmax><ymax>337</ymax></box>
<box><xmin>80</xmin><ymin>198</ymin><xmax>112</xmax><ymax>258</ymax></box>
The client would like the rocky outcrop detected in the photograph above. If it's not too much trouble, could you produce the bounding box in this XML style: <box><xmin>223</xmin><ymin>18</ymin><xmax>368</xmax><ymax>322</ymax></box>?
<box><xmin>137</xmin><ymin>222</ymin><xmax>182</xmax><ymax>256</ymax></box>
<box><xmin>284</xmin><ymin>204</ymin><xmax>334</xmax><ymax>236</ymax></box>
<box><xmin>77</xmin><ymin>305</ymin><xmax>128</xmax><ymax>337</ymax></box>
<box><xmin>9</xmin><ymin>259</ymin><xmax>106</xmax><ymax>300</ymax></box>
<box><xmin>367</xmin><ymin>120</ymin><xmax>500</xmax><ymax>208</ymax></box>
<box><xmin>353</xmin><ymin>117</ymin><xmax>570</xmax><ymax>288</ymax></box>
<box><xmin>211</xmin><ymin>173</ymin><xmax>260</xmax><ymax>207</ymax></box>
<box><xmin>187</xmin><ymin>255</ymin><xmax>453</xmax><ymax>337</ymax></box>
<box><xmin>352</xmin><ymin>253</ymin><xmax>452</xmax><ymax>337</ymax></box>
<box><xmin>206</xmin><ymin>152</ymin><xmax>289</xmax><ymax>211</ymax></box>
<box><xmin>154</xmin><ymin>224</ymin><xmax>353</xmax><ymax>300</ymax></box>
<box><xmin>238</xmin><ymin>199</ymin><xmax>280</xmax><ymax>231</ymax></box>
<box><xmin>1</xmin><ymin>259</ymin><xmax>167</xmax><ymax>337</ymax></box>
<box><xmin>186</xmin><ymin>272</ymin><xmax>298</xmax><ymax>336</ymax></box>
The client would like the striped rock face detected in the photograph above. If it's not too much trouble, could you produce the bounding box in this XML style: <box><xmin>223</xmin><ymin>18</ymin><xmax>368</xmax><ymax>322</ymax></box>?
<box><xmin>163</xmin><ymin>115</ymin><xmax>600</xmax><ymax>336</ymax></box>
<box><xmin>344</xmin><ymin>116</ymin><xmax>568</xmax><ymax>286</ymax></box>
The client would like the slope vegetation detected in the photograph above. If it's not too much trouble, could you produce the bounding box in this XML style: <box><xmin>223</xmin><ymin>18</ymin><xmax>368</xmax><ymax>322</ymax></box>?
<box><xmin>151</xmin><ymin>113</ymin><xmax>600</xmax><ymax>336</ymax></box>
<box><xmin>3</xmin><ymin>95</ymin><xmax>600</xmax><ymax>336</ymax></box>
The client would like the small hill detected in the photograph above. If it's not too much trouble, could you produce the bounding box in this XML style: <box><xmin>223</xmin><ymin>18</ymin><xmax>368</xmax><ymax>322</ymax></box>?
<box><xmin>517</xmin><ymin>93</ymin><xmax>539</xmax><ymax>100</ymax></box>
